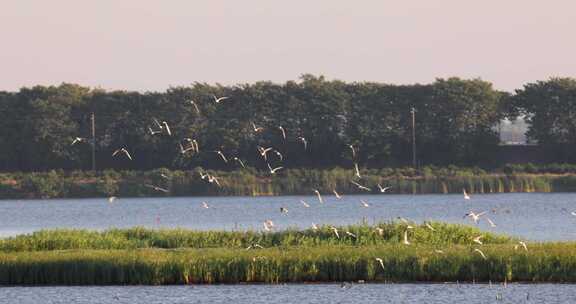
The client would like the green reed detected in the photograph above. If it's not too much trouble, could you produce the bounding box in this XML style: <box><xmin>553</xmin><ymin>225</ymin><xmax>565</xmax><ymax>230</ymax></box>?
<box><xmin>1</xmin><ymin>243</ymin><xmax>576</xmax><ymax>285</ymax></box>
<box><xmin>0</xmin><ymin>223</ymin><xmax>512</xmax><ymax>252</ymax></box>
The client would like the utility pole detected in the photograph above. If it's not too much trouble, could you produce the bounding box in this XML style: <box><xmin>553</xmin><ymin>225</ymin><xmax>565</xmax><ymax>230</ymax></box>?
<box><xmin>91</xmin><ymin>112</ymin><xmax>96</xmax><ymax>171</ymax></box>
<box><xmin>410</xmin><ymin>107</ymin><xmax>417</xmax><ymax>168</ymax></box>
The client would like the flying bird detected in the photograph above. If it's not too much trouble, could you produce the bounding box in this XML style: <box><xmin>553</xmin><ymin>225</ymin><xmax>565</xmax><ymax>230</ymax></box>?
<box><xmin>257</xmin><ymin>146</ymin><xmax>273</xmax><ymax>161</ymax></box>
<box><xmin>486</xmin><ymin>217</ymin><xmax>497</xmax><ymax>227</ymax></box>
<box><xmin>349</xmin><ymin>145</ymin><xmax>356</xmax><ymax>159</ymax></box>
<box><xmin>233</xmin><ymin>157</ymin><xmax>246</xmax><ymax>168</ymax></box>
<box><xmin>354</xmin><ymin>163</ymin><xmax>361</xmax><ymax>178</ymax></box>
<box><xmin>278</xmin><ymin>126</ymin><xmax>286</xmax><ymax>140</ymax></box>
<box><xmin>425</xmin><ymin>222</ymin><xmax>436</xmax><ymax>231</ymax></box>
<box><xmin>375</xmin><ymin>258</ymin><xmax>385</xmax><ymax>270</ymax></box>
<box><xmin>212</xmin><ymin>94</ymin><xmax>230</xmax><ymax>103</ymax></box>
<box><xmin>518</xmin><ymin>241</ymin><xmax>528</xmax><ymax>252</ymax></box>
<box><xmin>112</xmin><ymin>148</ymin><xmax>132</xmax><ymax>160</ymax></box>
<box><xmin>345</xmin><ymin>231</ymin><xmax>357</xmax><ymax>239</ymax></box>
<box><xmin>350</xmin><ymin>180</ymin><xmax>371</xmax><ymax>192</ymax></box>
<box><xmin>267</xmin><ymin>163</ymin><xmax>283</xmax><ymax>174</ymax></box>
<box><xmin>403</xmin><ymin>230</ymin><xmax>411</xmax><ymax>245</ymax></box>
<box><xmin>300</xmin><ymin>200</ymin><xmax>310</xmax><ymax>208</ymax></box>
<box><xmin>472</xmin><ymin>235</ymin><xmax>484</xmax><ymax>245</ymax></box>
<box><xmin>251</xmin><ymin>122</ymin><xmax>264</xmax><ymax>133</ymax></box>
<box><xmin>375</xmin><ymin>227</ymin><xmax>384</xmax><ymax>236</ymax></box>
<box><xmin>360</xmin><ymin>200</ymin><xmax>370</xmax><ymax>208</ymax></box>
<box><xmin>330</xmin><ymin>226</ymin><xmax>340</xmax><ymax>239</ymax></box>
<box><xmin>463</xmin><ymin>189</ymin><xmax>471</xmax><ymax>200</ymax></box>
<box><xmin>213</xmin><ymin>150</ymin><xmax>228</xmax><ymax>163</ymax></box>
<box><xmin>245</xmin><ymin>243</ymin><xmax>264</xmax><ymax>250</ymax></box>
<box><xmin>298</xmin><ymin>137</ymin><xmax>307</xmax><ymax>150</ymax></box>
<box><xmin>474</xmin><ymin>248</ymin><xmax>487</xmax><ymax>260</ymax></box>
<box><xmin>313</xmin><ymin>189</ymin><xmax>324</xmax><ymax>204</ymax></box>
<box><xmin>108</xmin><ymin>196</ymin><xmax>117</xmax><ymax>203</ymax></box>
<box><xmin>189</xmin><ymin>100</ymin><xmax>201</xmax><ymax>114</ymax></box>
<box><xmin>311</xmin><ymin>223</ymin><xmax>319</xmax><ymax>230</ymax></box>
<box><xmin>162</xmin><ymin>121</ymin><xmax>172</xmax><ymax>136</ymax></box>
<box><xmin>144</xmin><ymin>184</ymin><xmax>169</xmax><ymax>193</ymax></box>
<box><xmin>332</xmin><ymin>188</ymin><xmax>342</xmax><ymax>199</ymax></box>
<box><xmin>263</xmin><ymin>220</ymin><xmax>274</xmax><ymax>231</ymax></box>
<box><xmin>71</xmin><ymin>137</ymin><xmax>86</xmax><ymax>145</ymax></box>
<box><xmin>464</xmin><ymin>211</ymin><xmax>487</xmax><ymax>224</ymax></box>
<box><xmin>377</xmin><ymin>184</ymin><xmax>392</xmax><ymax>193</ymax></box>
<box><xmin>207</xmin><ymin>175</ymin><xmax>221</xmax><ymax>187</ymax></box>
<box><xmin>273</xmin><ymin>150</ymin><xmax>283</xmax><ymax>161</ymax></box>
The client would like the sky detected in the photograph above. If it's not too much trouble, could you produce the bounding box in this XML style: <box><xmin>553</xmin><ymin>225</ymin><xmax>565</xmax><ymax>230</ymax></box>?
<box><xmin>1</xmin><ymin>0</ymin><xmax>575</xmax><ymax>92</ymax></box>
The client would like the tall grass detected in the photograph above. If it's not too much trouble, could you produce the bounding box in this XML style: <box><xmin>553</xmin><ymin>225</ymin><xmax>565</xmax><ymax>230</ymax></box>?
<box><xmin>1</xmin><ymin>243</ymin><xmax>576</xmax><ymax>285</ymax></box>
<box><xmin>0</xmin><ymin>223</ymin><xmax>513</xmax><ymax>252</ymax></box>
<box><xmin>0</xmin><ymin>166</ymin><xmax>569</xmax><ymax>199</ymax></box>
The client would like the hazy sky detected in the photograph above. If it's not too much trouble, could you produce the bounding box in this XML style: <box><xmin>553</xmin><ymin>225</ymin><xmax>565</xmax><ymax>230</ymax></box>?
<box><xmin>1</xmin><ymin>0</ymin><xmax>574</xmax><ymax>92</ymax></box>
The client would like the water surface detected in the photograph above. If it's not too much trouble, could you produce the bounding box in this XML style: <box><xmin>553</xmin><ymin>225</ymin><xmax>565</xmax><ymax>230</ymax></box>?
<box><xmin>1</xmin><ymin>283</ymin><xmax>573</xmax><ymax>304</ymax></box>
<box><xmin>1</xmin><ymin>193</ymin><xmax>575</xmax><ymax>240</ymax></box>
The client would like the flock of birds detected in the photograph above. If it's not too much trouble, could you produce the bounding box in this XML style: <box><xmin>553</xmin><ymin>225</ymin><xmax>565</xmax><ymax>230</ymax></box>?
<box><xmin>72</xmin><ymin>94</ymin><xmax>531</xmax><ymax>271</ymax></box>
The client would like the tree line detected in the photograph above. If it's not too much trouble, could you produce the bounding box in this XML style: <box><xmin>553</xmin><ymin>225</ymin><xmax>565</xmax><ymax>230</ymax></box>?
<box><xmin>0</xmin><ymin>75</ymin><xmax>574</xmax><ymax>172</ymax></box>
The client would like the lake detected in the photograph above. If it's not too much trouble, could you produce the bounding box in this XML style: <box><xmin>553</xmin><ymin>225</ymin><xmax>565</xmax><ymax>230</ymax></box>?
<box><xmin>0</xmin><ymin>192</ymin><xmax>575</xmax><ymax>241</ymax></box>
<box><xmin>1</xmin><ymin>283</ymin><xmax>574</xmax><ymax>304</ymax></box>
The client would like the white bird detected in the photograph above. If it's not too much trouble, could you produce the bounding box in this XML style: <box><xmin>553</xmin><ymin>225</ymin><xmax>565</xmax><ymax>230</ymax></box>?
<box><xmin>313</xmin><ymin>189</ymin><xmax>323</xmax><ymax>204</ymax></box>
<box><xmin>345</xmin><ymin>231</ymin><xmax>357</xmax><ymax>239</ymax></box>
<box><xmin>472</xmin><ymin>235</ymin><xmax>484</xmax><ymax>245</ymax></box>
<box><xmin>486</xmin><ymin>217</ymin><xmax>497</xmax><ymax>227</ymax></box>
<box><xmin>273</xmin><ymin>150</ymin><xmax>283</xmax><ymax>161</ymax></box>
<box><xmin>377</xmin><ymin>184</ymin><xmax>392</xmax><ymax>193</ymax></box>
<box><xmin>464</xmin><ymin>211</ymin><xmax>487</xmax><ymax>224</ymax></box>
<box><xmin>202</xmin><ymin>201</ymin><xmax>210</xmax><ymax>209</ymax></box>
<box><xmin>518</xmin><ymin>241</ymin><xmax>528</xmax><ymax>252</ymax></box>
<box><xmin>257</xmin><ymin>146</ymin><xmax>273</xmax><ymax>161</ymax></box>
<box><xmin>251</xmin><ymin>122</ymin><xmax>264</xmax><ymax>133</ymax></box>
<box><xmin>425</xmin><ymin>223</ymin><xmax>436</xmax><ymax>231</ymax></box>
<box><xmin>212</xmin><ymin>94</ymin><xmax>229</xmax><ymax>103</ymax></box>
<box><xmin>108</xmin><ymin>196</ymin><xmax>117</xmax><ymax>203</ymax></box>
<box><xmin>463</xmin><ymin>189</ymin><xmax>471</xmax><ymax>200</ymax></box>
<box><xmin>207</xmin><ymin>175</ymin><xmax>221</xmax><ymax>187</ymax></box>
<box><xmin>300</xmin><ymin>200</ymin><xmax>310</xmax><ymax>208</ymax></box>
<box><xmin>280</xmin><ymin>207</ymin><xmax>289</xmax><ymax>214</ymax></box>
<box><xmin>213</xmin><ymin>150</ymin><xmax>228</xmax><ymax>163</ymax></box>
<box><xmin>374</xmin><ymin>227</ymin><xmax>384</xmax><ymax>236</ymax></box>
<box><xmin>332</xmin><ymin>189</ymin><xmax>342</xmax><ymax>199</ymax></box>
<box><xmin>189</xmin><ymin>100</ymin><xmax>200</xmax><ymax>114</ymax></box>
<box><xmin>246</xmin><ymin>243</ymin><xmax>264</xmax><ymax>250</ymax></box>
<box><xmin>199</xmin><ymin>170</ymin><xmax>209</xmax><ymax>180</ymax></box>
<box><xmin>192</xmin><ymin>140</ymin><xmax>200</xmax><ymax>153</ymax></box>
<box><xmin>162</xmin><ymin>121</ymin><xmax>171</xmax><ymax>136</ymax></box>
<box><xmin>179</xmin><ymin>142</ymin><xmax>195</xmax><ymax>154</ymax></box>
<box><xmin>311</xmin><ymin>223</ymin><xmax>319</xmax><ymax>230</ymax></box>
<box><xmin>267</xmin><ymin>163</ymin><xmax>283</xmax><ymax>174</ymax></box>
<box><xmin>278</xmin><ymin>126</ymin><xmax>286</xmax><ymax>140</ymax></box>
<box><xmin>375</xmin><ymin>258</ymin><xmax>385</xmax><ymax>270</ymax></box>
<box><xmin>397</xmin><ymin>217</ymin><xmax>414</xmax><ymax>229</ymax></box>
<box><xmin>350</xmin><ymin>180</ymin><xmax>371</xmax><ymax>192</ymax></box>
<box><xmin>354</xmin><ymin>163</ymin><xmax>361</xmax><ymax>178</ymax></box>
<box><xmin>474</xmin><ymin>248</ymin><xmax>487</xmax><ymax>260</ymax></box>
<box><xmin>403</xmin><ymin>230</ymin><xmax>411</xmax><ymax>245</ymax></box>
<box><xmin>349</xmin><ymin>145</ymin><xmax>356</xmax><ymax>159</ymax></box>
<box><xmin>298</xmin><ymin>137</ymin><xmax>307</xmax><ymax>150</ymax></box>
<box><xmin>144</xmin><ymin>184</ymin><xmax>169</xmax><ymax>193</ymax></box>
<box><xmin>148</xmin><ymin>127</ymin><xmax>162</xmax><ymax>135</ymax></box>
<box><xmin>570</xmin><ymin>211</ymin><xmax>576</xmax><ymax>216</ymax></box>
<box><xmin>71</xmin><ymin>137</ymin><xmax>85</xmax><ymax>145</ymax></box>
<box><xmin>263</xmin><ymin>220</ymin><xmax>274</xmax><ymax>231</ymax></box>
<box><xmin>360</xmin><ymin>200</ymin><xmax>370</xmax><ymax>208</ymax></box>
<box><xmin>112</xmin><ymin>148</ymin><xmax>132</xmax><ymax>160</ymax></box>
<box><xmin>233</xmin><ymin>157</ymin><xmax>246</xmax><ymax>168</ymax></box>
<box><xmin>330</xmin><ymin>226</ymin><xmax>340</xmax><ymax>239</ymax></box>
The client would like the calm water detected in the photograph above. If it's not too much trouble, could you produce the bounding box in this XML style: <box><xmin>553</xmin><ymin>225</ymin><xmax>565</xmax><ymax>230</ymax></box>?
<box><xmin>0</xmin><ymin>193</ymin><xmax>576</xmax><ymax>240</ymax></box>
<box><xmin>1</xmin><ymin>284</ymin><xmax>575</xmax><ymax>304</ymax></box>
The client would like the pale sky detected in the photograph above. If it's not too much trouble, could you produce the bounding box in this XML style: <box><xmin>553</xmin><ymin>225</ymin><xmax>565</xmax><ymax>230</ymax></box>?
<box><xmin>1</xmin><ymin>0</ymin><xmax>575</xmax><ymax>92</ymax></box>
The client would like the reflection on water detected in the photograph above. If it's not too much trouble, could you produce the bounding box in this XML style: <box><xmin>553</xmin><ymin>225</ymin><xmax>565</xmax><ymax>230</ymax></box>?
<box><xmin>1</xmin><ymin>283</ymin><xmax>575</xmax><ymax>304</ymax></box>
<box><xmin>0</xmin><ymin>192</ymin><xmax>575</xmax><ymax>240</ymax></box>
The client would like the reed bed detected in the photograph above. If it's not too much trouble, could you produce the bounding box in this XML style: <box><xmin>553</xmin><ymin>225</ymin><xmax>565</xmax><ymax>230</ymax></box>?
<box><xmin>0</xmin><ymin>167</ymin><xmax>569</xmax><ymax>199</ymax></box>
<box><xmin>0</xmin><ymin>223</ymin><xmax>513</xmax><ymax>252</ymax></box>
<box><xmin>1</xmin><ymin>243</ymin><xmax>576</xmax><ymax>285</ymax></box>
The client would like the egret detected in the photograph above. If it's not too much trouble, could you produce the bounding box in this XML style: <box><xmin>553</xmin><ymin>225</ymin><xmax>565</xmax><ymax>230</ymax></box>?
<box><xmin>278</xmin><ymin>126</ymin><xmax>286</xmax><ymax>140</ymax></box>
<box><xmin>213</xmin><ymin>150</ymin><xmax>228</xmax><ymax>163</ymax></box>
<box><xmin>212</xmin><ymin>94</ymin><xmax>229</xmax><ymax>103</ymax></box>
<box><xmin>313</xmin><ymin>189</ymin><xmax>324</xmax><ymax>204</ymax></box>
<box><xmin>473</xmin><ymin>235</ymin><xmax>484</xmax><ymax>245</ymax></box>
<box><xmin>360</xmin><ymin>200</ymin><xmax>370</xmax><ymax>208</ymax></box>
<box><xmin>464</xmin><ymin>211</ymin><xmax>487</xmax><ymax>224</ymax></box>
<box><xmin>474</xmin><ymin>248</ymin><xmax>487</xmax><ymax>260</ymax></box>
<box><xmin>463</xmin><ymin>189</ymin><xmax>471</xmax><ymax>200</ymax></box>
<box><xmin>350</xmin><ymin>180</ymin><xmax>371</xmax><ymax>192</ymax></box>
<box><xmin>375</xmin><ymin>258</ymin><xmax>385</xmax><ymax>270</ymax></box>
<box><xmin>377</xmin><ymin>184</ymin><xmax>392</xmax><ymax>193</ymax></box>
<box><xmin>332</xmin><ymin>189</ymin><xmax>342</xmax><ymax>199</ymax></box>
<box><xmin>267</xmin><ymin>163</ymin><xmax>283</xmax><ymax>174</ymax></box>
